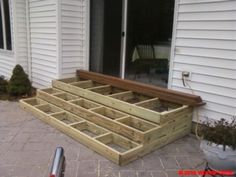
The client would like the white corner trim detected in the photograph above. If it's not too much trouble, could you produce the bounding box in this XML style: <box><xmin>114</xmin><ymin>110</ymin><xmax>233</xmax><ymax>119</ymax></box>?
<box><xmin>26</xmin><ymin>0</ymin><xmax>32</xmax><ymax>79</ymax></box>
<box><xmin>56</xmin><ymin>0</ymin><xmax>62</xmax><ymax>78</ymax></box>
<box><xmin>168</xmin><ymin>0</ymin><xmax>179</xmax><ymax>89</ymax></box>
<box><xmin>10</xmin><ymin>0</ymin><xmax>17</xmax><ymax>64</ymax></box>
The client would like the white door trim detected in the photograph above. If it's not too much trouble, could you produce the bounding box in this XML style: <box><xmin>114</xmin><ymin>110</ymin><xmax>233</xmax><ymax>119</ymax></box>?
<box><xmin>168</xmin><ymin>0</ymin><xmax>179</xmax><ymax>89</ymax></box>
<box><xmin>120</xmin><ymin>0</ymin><xmax>128</xmax><ymax>79</ymax></box>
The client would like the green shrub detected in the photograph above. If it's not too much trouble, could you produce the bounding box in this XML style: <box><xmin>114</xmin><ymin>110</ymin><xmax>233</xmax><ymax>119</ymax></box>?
<box><xmin>0</xmin><ymin>75</ymin><xmax>8</xmax><ymax>93</ymax></box>
<box><xmin>8</xmin><ymin>65</ymin><xmax>32</xmax><ymax>96</ymax></box>
<box><xmin>199</xmin><ymin>118</ymin><xmax>236</xmax><ymax>150</ymax></box>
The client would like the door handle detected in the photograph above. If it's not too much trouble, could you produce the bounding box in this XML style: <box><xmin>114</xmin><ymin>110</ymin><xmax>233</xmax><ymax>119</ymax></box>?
<box><xmin>121</xmin><ymin>31</ymin><xmax>125</xmax><ymax>37</ymax></box>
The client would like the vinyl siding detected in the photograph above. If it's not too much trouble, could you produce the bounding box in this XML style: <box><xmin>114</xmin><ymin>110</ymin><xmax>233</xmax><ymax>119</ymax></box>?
<box><xmin>28</xmin><ymin>0</ymin><xmax>58</xmax><ymax>88</ymax></box>
<box><xmin>15</xmin><ymin>0</ymin><xmax>28</xmax><ymax>72</ymax></box>
<box><xmin>60</xmin><ymin>0</ymin><xmax>87</xmax><ymax>78</ymax></box>
<box><xmin>169</xmin><ymin>0</ymin><xmax>236</xmax><ymax>122</ymax></box>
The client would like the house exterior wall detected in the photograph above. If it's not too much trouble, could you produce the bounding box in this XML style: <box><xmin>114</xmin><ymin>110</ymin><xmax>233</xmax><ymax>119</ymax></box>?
<box><xmin>28</xmin><ymin>0</ymin><xmax>58</xmax><ymax>88</ymax></box>
<box><xmin>0</xmin><ymin>0</ymin><xmax>28</xmax><ymax>78</ymax></box>
<box><xmin>169</xmin><ymin>0</ymin><xmax>236</xmax><ymax>122</ymax></box>
<box><xmin>27</xmin><ymin>0</ymin><xmax>88</xmax><ymax>87</ymax></box>
<box><xmin>15</xmin><ymin>0</ymin><xmax>28</xmax><ymax>73</ymax></box>
<box><xmin>60</xmin><ymin>0</ymin><xmax>88</xmax><ymax>78</ymax></box>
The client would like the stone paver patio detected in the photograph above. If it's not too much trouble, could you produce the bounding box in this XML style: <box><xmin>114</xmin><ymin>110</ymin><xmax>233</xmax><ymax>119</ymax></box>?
<box><xmin>0</xmin><ymin>101</ymin><xmax>206</xmax><ymax>177</ymax></box>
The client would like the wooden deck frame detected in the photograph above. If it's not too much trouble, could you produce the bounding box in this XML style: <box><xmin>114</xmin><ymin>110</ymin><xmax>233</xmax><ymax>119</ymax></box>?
<box><xmin>19</xmin><ymin>98</ymin><xmax>143</xmax><ymax>165</ymax></box>
<box><xmin>52</xmin><ymin>78</ymin><xmax>190</xmax><ymax>124</ymax></box>
<box><xmin>37</xmin><ymin>89</ymin><xmax>161</xmax><ymax>143</ymax></box>
<box><xmin>20</xmin><ymin>97</ymin><xmax>192</xmax><ymax>165</ymax></box>
<box><xmin>19</xmin><ymin>72</ymin><xmax>200</xmax><ymax>165</ymax></box>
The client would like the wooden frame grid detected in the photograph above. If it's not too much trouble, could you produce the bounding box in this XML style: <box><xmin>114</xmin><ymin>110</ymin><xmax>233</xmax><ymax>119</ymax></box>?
<box><xmin>52</xmin><ymin>77</ymin><xmax>190</xmax><ymax>124</ymax></box>
<box><xmin>19</xmin><ymin>98</ymin><xmax>143</xmax><ymax>165</ymax></box>
<box><xmin>19</xmin><ymin>71</ymin><xmax>200</xmax><ymax>165</ymax></box>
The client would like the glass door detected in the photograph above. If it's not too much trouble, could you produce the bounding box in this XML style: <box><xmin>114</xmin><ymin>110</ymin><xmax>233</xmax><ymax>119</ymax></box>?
<box><xmin>124</xmin><ymin>0</ymin><xmax>175</xmax><ymax>87</ymax></box>
<box><xmin>90</xmin><ymin>0</ymin><xmax>123</xmax><ymax>77</ymax></box>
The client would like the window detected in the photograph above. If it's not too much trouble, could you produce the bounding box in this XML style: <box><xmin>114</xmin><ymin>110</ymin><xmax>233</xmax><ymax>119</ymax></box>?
<box><xmin>0</xmin><ymin>0</ymin><xmax>12</xmax><ymax>50</ymax></box>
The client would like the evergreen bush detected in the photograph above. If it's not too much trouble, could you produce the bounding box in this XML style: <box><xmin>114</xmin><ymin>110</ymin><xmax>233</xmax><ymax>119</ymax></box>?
<box><xmin>0</xmin><ymin>75</ymin><xmax>8</xmax><ymax>93</ymax></box>
<box><xmin>8</xmin><ymin>65</ymin><xmax>32</xmax><ymax>96</ymax></box>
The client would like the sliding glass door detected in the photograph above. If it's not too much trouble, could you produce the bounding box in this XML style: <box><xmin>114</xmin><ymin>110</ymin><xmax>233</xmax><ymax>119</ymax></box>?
<box><xmin>90</xmin><ymin>0</ymin><xmax>175</xmax><ymax>87</ymax></box>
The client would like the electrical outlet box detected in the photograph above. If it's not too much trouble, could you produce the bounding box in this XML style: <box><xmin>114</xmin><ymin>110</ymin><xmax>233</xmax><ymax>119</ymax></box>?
<box><xmin>182</xmin><ymin>71</ymin><xmax>191</xmax><ymax>80</ymax></box>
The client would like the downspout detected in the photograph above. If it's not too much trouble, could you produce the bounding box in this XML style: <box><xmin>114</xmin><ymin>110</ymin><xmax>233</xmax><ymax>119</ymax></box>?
<box><xmin>25</xmin><ymin>0</ymin><xmax>32</xmax><ymax>80</ymax></box>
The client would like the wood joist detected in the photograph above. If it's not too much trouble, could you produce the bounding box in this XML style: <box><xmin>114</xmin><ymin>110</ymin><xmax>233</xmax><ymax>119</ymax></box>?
<box><xmin>19</xmin><ymin>72</ymin><xmax>200</xmax><ymax>165</ymax></box>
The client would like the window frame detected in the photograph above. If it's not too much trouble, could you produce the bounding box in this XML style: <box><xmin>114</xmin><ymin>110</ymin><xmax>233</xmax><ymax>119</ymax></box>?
<box><xmin>0</xmin><ymin>0</ymin><xmax>12</xmax><ymax>51</ymax></box>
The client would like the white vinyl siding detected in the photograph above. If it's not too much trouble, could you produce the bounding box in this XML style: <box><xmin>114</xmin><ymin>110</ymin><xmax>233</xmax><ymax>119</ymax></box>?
<box><xmin>0</xmin><ymin>52</ymin><xmax>15</xmax><ymax>78</ymax></box>
<box><xmin>15</xmin><ymin>0</ymin><xmax>28</xmax><ymax>72</ymax></box>
<box><xmin>60</xmin><ymin>0</ymin><xmax>88</xmax><ymax>78</ymax></box>
<box><xmin>28</xmin><ymin>0</ymin><xmax>58</xmax><ymax>88</ymax></box>
<box><xmin>169</xmin><ymin>0</ymin><xmax>236</xmax><ymax>122</ymax></box>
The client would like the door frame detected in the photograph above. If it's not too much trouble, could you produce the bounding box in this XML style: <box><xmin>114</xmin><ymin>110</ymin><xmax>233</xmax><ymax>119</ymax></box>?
<box><xmin>120</xmin><ymin>0</ymin><xmax>128</xmax><ymax>79</ymax></box>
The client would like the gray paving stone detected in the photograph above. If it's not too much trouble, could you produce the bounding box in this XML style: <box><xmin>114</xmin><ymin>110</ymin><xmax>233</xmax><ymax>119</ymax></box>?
<box><xmin>166</xmin><ymin>170</ymin><xmax>181</xmax><ymax>177</ymax></box>
<box><xmin>137</xmin><ymin>171</ymin><xmax>152</xmax><ymax>177</ymax></box>
<box><xmin>160</xmin><ymin>156</ymin><xmax>180</xmax><ymax>170</ymax></box>
<box><xmin>152</xmin><ymin>171</ymin><xmax>168</xmax><ymax>177</ymax></box>
<box><xmin>78</xmin><ymin>146</ymin><xmax>97</xmax><ymax>160</ymax></box>
<box><xmin>120</xmin><ymin>159</ymin><xmax>143</xmax><ymax>171</ymax></box>
<box><xmin>0</xmin><ymin>101</ymin><xmax>204</xmax><ymax>177</ymax></box>
<box><xmin>99</xmin><ymin>170</ymin><xmax>119</xmax><ymax>177</ymax></box>
<box><xmin>4</xmin><ymin>165</ymin><xmax>32</xmax><ymax>177</ymax></box>
<box><xmin>176</xmin><ymin>156</ymin><xmax>206</xmax><ymax>170</ymax></box>
<box><xmin>142</xmin><ymin>154</ymin><xmax>163</xmax><ymax>171</ymax></box>
<box><xmin>120</xmin><ymin>170</ymin><xmax>137</xmax><ymax>177</ymax></box>
<box><xmin>29</xmin><ymin>165</ymin><xmax>48</xmax><ymax>177</ymax></box>
<box><xmin>99</xmin><ymin>160</ymin><xmax>120</xmax><ymax>171</ymax></box>
<box><xmin>0</xmin><ymin>166</ymin><xmax>12</xmax><ymax>177</ymax></box>
<box><xmin>8</xmin><ymin>142</ymin><xmax>25</xmax><ymax>151</ymax></box>
<box><xmin>11</xmin><ymin>133</ymin><xmax>30</xmax><ymax>143</ymax></box>
<box><xmin>78</xmin><ymin>160</ymin><xmax>98</xmax><ymax>173</ymax></box>
<box><xmin>77</xmin><ymin>172</ymin><xmax>98</xmax><ymax>177</ymax></box>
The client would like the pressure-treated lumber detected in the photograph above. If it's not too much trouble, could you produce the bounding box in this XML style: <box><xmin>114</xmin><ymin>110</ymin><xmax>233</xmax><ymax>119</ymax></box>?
<box><xmin>20</xmin><ymin>97</ymin><xmax>192</xmax><ymax>165</ymax></box>
<box><xmin>77</xmin><ymin>70</ymin><xmax>205</xmax><ymax>106</ymax></box>
<box><xmin>52</xmin><ymin>79</ymin><xmax>164</xmax><ymax>124</ymax></box>
<box><xmin>19</xmin><ymin>72</ymin><xmax>199</xmax><ymax>165</ymax></box>
<box><xmin>37</xmin><ymin>89</ymin><xmax>161</xmax><ymax>143</ymax></box>
<box><xmin>20</xmin><ymin>98</ymin><xmax>143</xmax><ymax>165</ymax></box>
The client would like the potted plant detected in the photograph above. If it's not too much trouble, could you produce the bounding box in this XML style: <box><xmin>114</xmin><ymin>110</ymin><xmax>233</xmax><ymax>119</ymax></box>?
<box><xmin>199</xmin><ymin>118</ymin><xmax>236</xmax><ymax>172</ymax></box>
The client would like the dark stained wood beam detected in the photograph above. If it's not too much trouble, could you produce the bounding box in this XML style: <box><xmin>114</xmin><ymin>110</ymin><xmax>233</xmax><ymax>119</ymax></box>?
<box><xmin>77</xmin><ymin>70</ymin><xmax>205</xmax><ymax>107</ymax></box>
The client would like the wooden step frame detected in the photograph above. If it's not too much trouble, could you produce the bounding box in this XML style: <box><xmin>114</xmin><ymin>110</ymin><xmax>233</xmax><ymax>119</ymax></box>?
<box><xmin>20</xmin><ymin>97</ymin><xmax>192</xmax><ymax>165</ymax></box>
<box><xmin>19</xmin><ymin>98</ymin><xmax>143</xmax><ymax>165</ymax></box>
<box><xmin>19</xmin><ymin>71</ymin><xmax>200</xmax><ymax>165</ymax></box>
<box><xmin>53</xmin><ymin>77</ymin><xmax>191</xmax><ymax>124</ymax></box>
<box><xmin>37</xmin><ymin>89</ymin><xmax>162</xmax><ymax>143</ymax></box>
